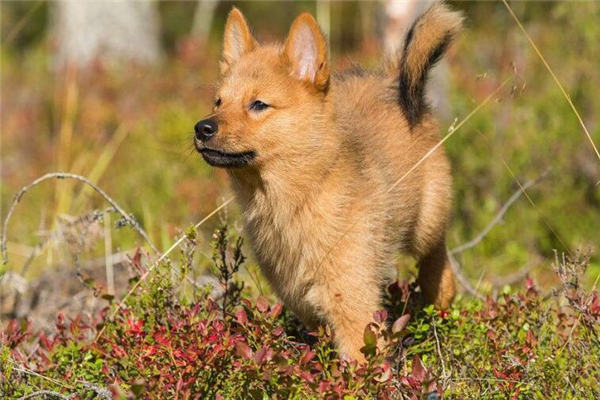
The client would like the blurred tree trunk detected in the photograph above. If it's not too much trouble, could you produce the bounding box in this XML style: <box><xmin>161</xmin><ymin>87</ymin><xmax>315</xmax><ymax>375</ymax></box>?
<box><xmin>54</xmin><ymin>1</ymin><xmax>162</xmax><ymax>68</ymax></box>
<box><xmin>316</xmin><ymin>0</ymin><xmax>331</xmax><ymax>52</ymax></box>
<box><xmin>383</xmin><ymin>0</ymin><xmax>450</xmax><ymax>117</ymax></box>
<box><xmin>192</xmin><ymin>0</ymin><xmax>219</xmax><ymax>47</ymax></box>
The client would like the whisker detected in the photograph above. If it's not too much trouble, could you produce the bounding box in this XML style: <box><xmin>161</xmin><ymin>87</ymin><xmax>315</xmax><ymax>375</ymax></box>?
<box><xmin>194</xmin><ymin>83</ymin><xmax>219</xmax><ymax>96</ymax></box>
<box><xmin>184</xmin><ymin>146</ymin><xmax>198</xmax><ymax>162</ymax></box>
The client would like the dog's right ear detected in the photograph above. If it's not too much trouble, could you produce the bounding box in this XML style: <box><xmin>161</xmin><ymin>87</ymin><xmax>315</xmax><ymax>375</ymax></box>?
<box><xmin>284</xmin><ymin>13</ymin><xmax>329</xmax><ymax>91</ymax></box>
<box><xmin>221</xmin><ymin>8</ymin><xmax>256</xmax><ymax>72</ymax></box>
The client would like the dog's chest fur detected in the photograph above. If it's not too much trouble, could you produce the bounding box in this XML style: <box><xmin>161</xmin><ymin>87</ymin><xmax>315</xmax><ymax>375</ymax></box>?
<box><xmin>229</xmin><ymin>143</ymin><xmax>405</xmax><ymax>324</ymax></box>
<box><xmin>230</xmin><ymin>165</ymin><xmax>351</xmax><ymax>319</ymax></box>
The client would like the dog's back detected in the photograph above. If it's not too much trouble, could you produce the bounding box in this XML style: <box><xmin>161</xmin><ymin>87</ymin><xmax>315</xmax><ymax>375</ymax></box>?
<box><xmin>332</xmin><ymin>65</ymin><xmax>453</xmax><ymax>260</ymax></box>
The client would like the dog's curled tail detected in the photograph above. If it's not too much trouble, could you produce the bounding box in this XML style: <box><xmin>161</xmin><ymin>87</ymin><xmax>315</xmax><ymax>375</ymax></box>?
<box><xmin>398</xmin><ymin>2</ymin><xmax>464</xmax><ymax>127</ymax></box>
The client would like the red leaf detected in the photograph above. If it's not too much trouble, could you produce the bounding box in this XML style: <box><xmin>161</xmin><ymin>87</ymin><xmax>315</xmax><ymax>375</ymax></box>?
<box><xmin>254</xmin><ymin>346</ymin><xmax>268</xmax><ymax>365</ymax></box>
<box><xmin>300</xmin><ymin>349</ymin><xmax>315</xmax><ymax>365</ymax></box>
<box><xmin>318</xmin><ymin>381</ymin><xmax>331</xmax><ymax>394</ymax></box>
<box><xmin>392</xmin><ymin>314</ymin><xmax>411</xmax><ymax>334</ymax></box>
<box><xmin>269</xmin><ymin>303</ymin><xmax>283</xmax><ymax>319</ymax></box>
<box><xmin>376</xmin><ymin>360</ymin><xmax>392</xmax><ymax>382</ymax></box>
<box><xmin>256</xmin><ymin>296</ymin><xmax>269</xmax><ymax>313</ymax></box>
<box><xmin>38</xmin><ymin>332</ymin><xmax>54</xmax><ymax>351</ymax></box>
<box><xmin>411</xmin><ymin>355</ymin><xmax>426</xmax><ymax>382</ymax></box>
<box><xmin>526</xmin><ymin>330</ymin><xmax>534</xmax><ymax>345</ymax></box>
<box><xmin>241</xmin><ymin>299</ymin><xmax>252</xmax><ymax>308</ymax></box>
<box><xmin>525</xmin><ymin>277</ymin><xmax>535</xmax><ymax>291</ymax></box>
<box><xmin>272</xmin><ymin>327</ymin><xmax>284</xmax><ymax>337</ymax></box>
<box><xmin>235</xmin><ymin>308</ymin><xmax>248</xmax><ymax>325</ymax></box>
<box><xmin>299</xmin><ymin>371</ymin><xmax>315</xmax><ymax>383</ymax></box>
<box><xmin>373</xmin><ymin>309</ymin><xmax>388</xmax><ymax>324</ymax></box>
<box><xmin>235</xmin><ymin>341</ymin><xmax>253</xmax><ymax>359</ymax></box>
<box><xmin>131</xmin><ymin>248</ymin><xmax>144</xmax><ymax>272</ymax></box>
<box><xmin>510</xmin><ymin>387</ymin><xmax>521</xmax><ymax>400</ymax></box>
<box><xmin>153</xmin><ymin>332</ymin><xmax>170</xmax><ymax>346</ymax></box>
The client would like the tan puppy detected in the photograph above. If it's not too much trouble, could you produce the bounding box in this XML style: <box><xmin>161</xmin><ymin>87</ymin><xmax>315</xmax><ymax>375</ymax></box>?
<box><xmin>193</xmin><ymin>3</ymin><xmax>463</xmax><ymax>361</ymax></box>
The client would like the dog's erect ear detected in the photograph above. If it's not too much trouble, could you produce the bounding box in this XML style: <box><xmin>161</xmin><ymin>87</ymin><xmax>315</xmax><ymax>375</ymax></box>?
<box><xmin>222</xmin><ymin>8</ymin><xmax>256</xmax><ymax>70</ymax></box>
<box><xmin>284</xmin><ymin>13</ymin><xmax>329</xmax><ymax>91</ymax></box>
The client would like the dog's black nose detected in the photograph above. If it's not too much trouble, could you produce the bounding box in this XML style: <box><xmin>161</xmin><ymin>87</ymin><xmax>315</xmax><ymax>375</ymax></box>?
<box><xmin>194</xmin><ymin>119</ymin><xmax>218</xmax><ymax>142</ymax></box>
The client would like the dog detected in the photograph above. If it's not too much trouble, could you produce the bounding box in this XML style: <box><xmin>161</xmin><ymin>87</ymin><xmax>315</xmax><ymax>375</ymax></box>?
<box><xmin>194</xmin><ymin>3</ymin><xmax>463</xmax><ymax>361</ymax></box>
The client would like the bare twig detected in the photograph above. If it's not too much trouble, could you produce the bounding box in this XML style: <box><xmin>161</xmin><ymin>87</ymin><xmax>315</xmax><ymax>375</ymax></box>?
<box><xmin>433</xmin><ymin>323</ymin><xmax>447</xmax><ymax>382</ymax></box>
<box><xmin>491</xmin><ymin>261</ymin><xmax>536</xmax><ymax>288</ymax></box>
<box><xmin>502</xmin><ymin>0</ymin><xmax>600</xmax><ymax>163</ymax></box>
<box><xmin>2</xmin><ymin>173</ymin><xmax>214</xmax><ymax>306</ymax></box>
<box><xmin>447</xmin><ymin>249</ymin><xmax>483</xmax><ymax>299</ymax></box>
<box><xmin>450</xmin><ymin>167</ymin><xmax>550</xmax><ymax>256</ymax></box>
<box><xmin>8</xmin><ymin>360</ymin><xmax>109</xmax><ymax>399</ymax></box>
<box><xmin>2</xmin><ymin>172</ymin><xmax>158</xmax><ymax>265</ymax></box>
<box><xmin>2</xmin><ymin>1</ymin><xmax>44</xmax><ymax>46</ymax></box>
<box><xmin>447</xmin><ymin>168</ymin><xmax>550</xmax><ymax>297</ymax></box>
<box><xmin>8</xmin><ymin>359</ymin><xmax>74</xmax><ymax>390</ymax></box>
<box><xmin>104</xmin><ymin>213</ymin><xmax>114</xmax><ymax>295</ymax></box>
<box><xmin>18</xmin><ymin>390</ymin><xmax>72</xmax><ymax>400</ymax></box>
<box><xmin>78</xmin><ymin>381</ymin><xmax>112</xmax><ymax>400</ymax></box>
<box><xmin>502</xmin><ymin>161</ymin><xmax>571</xmax><ymax>255</ymax></box>
<box><xmin>19</xmin><ymin>207</ymin><xmax>116</xmax><ymax>276</ymax></box>
<box><xmin>314</xmin><ymin>78</ymin><xmax>512</xmax><ymax>275</ymax></box>
<box><xmin>28</xmin><ymin>249</ymin><xmax>132</xmax><ymax>274</ymax></box>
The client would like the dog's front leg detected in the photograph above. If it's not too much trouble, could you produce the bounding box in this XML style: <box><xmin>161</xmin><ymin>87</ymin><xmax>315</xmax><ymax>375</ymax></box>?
<box><xmin>307</xmin><ymin>274</ymin><xmax>382</xmax><ymax>363</ymax></box>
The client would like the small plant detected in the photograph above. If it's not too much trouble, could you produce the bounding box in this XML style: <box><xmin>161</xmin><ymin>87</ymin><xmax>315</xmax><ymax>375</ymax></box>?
<box><xmin>211</xmin><ymin>225</ymin><xmax>246</xmax><ymax>317</ymax></box>
<box><xmin>1</xmin><ymin>229</ymin><xmax>598</xmax><ymax>399</ymax></box>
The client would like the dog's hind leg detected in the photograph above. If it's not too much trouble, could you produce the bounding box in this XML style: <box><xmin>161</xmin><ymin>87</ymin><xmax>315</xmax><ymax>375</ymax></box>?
<box><xmin>416</xmin><ymin>240</ymin><xmax>455</xmax><ymax>309</ymax></box>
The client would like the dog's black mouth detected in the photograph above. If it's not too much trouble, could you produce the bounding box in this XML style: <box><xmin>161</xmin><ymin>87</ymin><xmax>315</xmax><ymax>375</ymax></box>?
<box><xmin>199</xmin><ymin>147</ymin><xmax>256</xmax><ymax>168</ymax></box>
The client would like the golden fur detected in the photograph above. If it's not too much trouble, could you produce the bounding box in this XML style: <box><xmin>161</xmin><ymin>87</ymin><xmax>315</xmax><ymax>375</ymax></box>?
<box><xmin>194</xmin><ymin>3</ymin><xmax>463</xmax><ymax>361</ymax></box>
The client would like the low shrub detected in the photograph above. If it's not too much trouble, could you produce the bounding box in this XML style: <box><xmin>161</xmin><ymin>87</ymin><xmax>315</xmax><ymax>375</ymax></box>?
<box><xmin>2</xmin><ymin>227</ymin><xmax>598</xmax><ymax>399</ymax></box>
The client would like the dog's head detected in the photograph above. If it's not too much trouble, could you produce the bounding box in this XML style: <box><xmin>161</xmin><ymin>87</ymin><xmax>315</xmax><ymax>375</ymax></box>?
<box><xmin>194</xmin><ymin>8</ymin><xmax>329</xmax><ymax>169</ymax></box>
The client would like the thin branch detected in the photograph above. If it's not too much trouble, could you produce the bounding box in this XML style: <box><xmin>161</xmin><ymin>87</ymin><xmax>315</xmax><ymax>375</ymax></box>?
<box><xmin>2</xmin><ymin>1</ymin><xmax>44</xmax><ymax>46</ymax></box>
<box><xmin>2</xmin><ymin>173</ymin><xmax>212</xmax><ymax>305</ymax></box>
<box><xmin>433</xmin><ymin>323</ymin><xmax>447</xmax><ymax>382</ymax></box>
<box><xmin>447</xmin><ymin>249</ymin><xmax>483</xmax><ymax>299</ymax></box>
<box><xmin>18</xmin><ymin>391</ymin><xmax>72</xmax><ymax>400</ymax></box>
<box><xmin>314</xmin><ymin>78</ymin><xmax>512</xmax><ymax>275</ymax></box>
<box><xmin>450</xmin><ymin>167</ymin><xmax>550</xmax><ymax>256</ymax></box>
<box><xmin>502</xmin><ymin>161</ymin><xmax>571</xmax><ymax>255</ymax></box>
<box><xmin>491</xmin><ymin>261</ymin><xmax>535</xmax><ymax>288</ymax></box>
<box><xmin>78</xmin><ymin>381</ymin><xmax>112</xmax><ymax>400</ymax></box>
<box><xmin>8</xmin><ymin>359</ymin><xmax>74</xmax><ymax>390</ymax></box>
<box><xmin>2</xmin><ymin>172</ymin><xmax>158</xmax><ymax>265</ymax></box>
<box><xmin>502</xmin><ymin>0</ymin><xmax>600</xmax><ymax>163</ymax></box>
<box><xmin>20</xmin><ymin>207</ymin><xmax>115</xmax><ymax>276</ymax></box>
<box><xmin>447</xmin><ymin>168</ymin><xmax>550</xmax><ymax>298</ymax></box>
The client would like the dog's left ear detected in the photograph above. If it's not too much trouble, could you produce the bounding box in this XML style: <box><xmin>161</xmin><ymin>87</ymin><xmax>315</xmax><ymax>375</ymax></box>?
<box><xmin>284</xmin><ymin>13</ymin><xmax>329</xmax><ymax>91</ymax></box>
<box><xmin>222</xmin><ymin>8</ymin><xmax>257</xmax><ymax>72</ymax></box>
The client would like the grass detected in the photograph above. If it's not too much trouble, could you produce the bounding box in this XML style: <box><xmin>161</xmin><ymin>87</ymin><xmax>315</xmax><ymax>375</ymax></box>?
<box><xmin>2</xmin><ymin>2</ymin><xmax>598</xmax><ymax>285</ymax></box>
<box><xmin>2</xmin><ymin>226</ymin><xmax>598</xmax><ymax>399</ymax></box>
<box><xmin>1</xmin><ymin>1</ymin><xmax>599</xmax><ymax>398</ymax></box>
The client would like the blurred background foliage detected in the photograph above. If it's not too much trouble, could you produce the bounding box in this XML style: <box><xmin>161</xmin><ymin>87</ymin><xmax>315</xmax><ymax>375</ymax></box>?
<box><xmin>1</xmin><ymin>1</ymin><xmax>598</xmax><ymax>302</ymax></box>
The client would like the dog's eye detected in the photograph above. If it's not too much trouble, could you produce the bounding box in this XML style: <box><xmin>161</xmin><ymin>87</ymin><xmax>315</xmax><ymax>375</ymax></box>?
<box><xmin>215</xmin><ymin>98</ymin><xmax>222</xmax><ymax>107</ymax></box>
<box><xmin>250</xmin><ymin>100</ymin><xmax>269</xmax><ymax>112</ymax></box>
